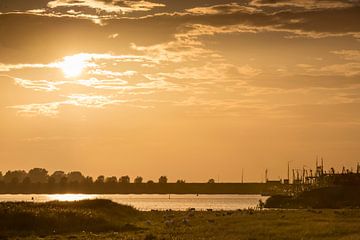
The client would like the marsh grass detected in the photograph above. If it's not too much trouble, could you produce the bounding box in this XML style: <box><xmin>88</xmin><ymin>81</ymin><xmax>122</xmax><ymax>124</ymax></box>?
<box><xmin>3</xmin><ymin>200</ymin><xmax>360</xmax><ymax>239</ymax></box>
<box><xmin>0</xmin><ymin>199</ymin><xmax>140</xmax><ymax>236</ymax></box>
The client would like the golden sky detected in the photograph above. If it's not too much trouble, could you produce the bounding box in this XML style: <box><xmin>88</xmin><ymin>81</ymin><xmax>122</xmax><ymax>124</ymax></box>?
<box><xmin>0</xmin><ymin>0</ymin><xmax>359</xmax><ymax>182</ymax></box>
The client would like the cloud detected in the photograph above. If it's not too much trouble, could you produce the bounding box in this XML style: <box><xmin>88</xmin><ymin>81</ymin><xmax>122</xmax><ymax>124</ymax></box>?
<box><xmin>66</xmin><ymin>93</ymin><xmax>125</xmax><ymax>107</ymax></box>
<box><xmin>108</xmin><ymin>33</ymin><xmax>119</xmax><ymax>38</ymax></box>
<box><xmin>0</xmin><ymin>63</ymin><xmax>54</xmax><ymax>72</ymax></box>
<box><xmin>0</xmin><ymin>0</ymin><xmax>166</xmax><ymax>25</ymax></box>
<box><xmin>249</xmin><ymin>0</ymin><xmax>356</xmax><ymax>10</ymax></box>
<box><xmin>9</xmin><ymin>94</ymin><xmax>125</xmax><ymax>117</ymax></box>
<box><xmin>88</xmin><ymin>69</ymin><xmax>136</xmax><ymax>77</ymax></box>
<box><xmin>158</xmin><ymin>63</ymin><xmax>261</xmax><ymax>81</ymax></box>
<box><xmin>318</xmin><ymin>63</ymin><xmax>360</xmax><ymax>77</ymax></box>
<box><xmin>132</xmin><ymin>78</ymin><xmax>183</xmax><ymax>92</ymax></box>
<box><xmin>3</xmin><ymin>50</ymin><xmax>186</xmax><ymax>95</ymax></box>
<box><xmin>2</xmin><ymin>2</ymin><xmax>360</xmax><ymax>121</ymax></box>
<box><xmin>75</xmin><ymin>78</ymin><xmax>128</xmax><ymax>90</ymax></box>
<box><xmin>165</xmin><ymin>5</ymin><xmax>360</xmax><ymax>39</ymax></box>
<box><xmin>332</xmin><ymin>50</ymin><xmax>360</xmax><ymax>61</ymax></box>
<box><xmin>129</xmin><ymin>23</ymin><xmax>257</xmax><ymax>65</ymax></box>
<box><xmin>131</xmin><ymin>36</ymin><xmax>215</xmax><ymax>64</ymax></box>
<box><xmin>12</xmin><ymin>76</ymin><xmax>130</xmax><ymax>92</ymax></box>
<box><xmin>297</xmin><ymin>62</ymin><xmax>360</xmax><ymax>77</ymax></box>
<box><xmin>186</xmin><ymin>3</ymin><xmax>258</xmax><ymax>15</ymax></box>
<box><xmin>47</xmin><ymin>0</ymin><xmax>165</xmax><ymax>14</ymax></box>
<box><xmin>0</xmin><ymin>9</ymin><xmax>106</xmax><ymax>25</ymax></box>
<box><xmin>250</xmin><ymin>74</ymin><xmax>360</xmax><ymax>90</ymax></box>
<box><xmin>14</xmin><ymin>78</ymin><xmax>65</xmax><ymax>92</ymax></box>
<box><xmin>26</xmin><ymin>9</ymin><xmax>47</xmax><ymax>14</ymax></box>
<box><xmin>74</xmin><ymin>77</ymin><xmax>183</xmax><ymax>93</ymax></box>
<box><xmin>0</xmin><ymin>53</ymin><xmax>150</xmax><ymax>74</ymax></box>
<box><xmin>179</xmin><ymin>22</ymin><xmax>359</xmax><ymax>40</ymax></box>
<box><xmin>10</xmin><ymin>102</ymin><xmax>62</xmax><ymax>117</ymax></box>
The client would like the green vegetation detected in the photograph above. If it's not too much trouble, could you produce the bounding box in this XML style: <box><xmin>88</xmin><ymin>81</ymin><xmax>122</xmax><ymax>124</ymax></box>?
<box><xmin>2</xmin><ymin>199</ymin><xmax>360</xmax><ymax>239</ymax></box>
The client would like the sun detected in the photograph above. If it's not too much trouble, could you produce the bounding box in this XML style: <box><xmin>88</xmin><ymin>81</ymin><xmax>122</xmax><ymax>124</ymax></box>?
<box><xmin>59</xmin><ymin>55</ymin><xmax>88</xmax><ymax>78</ymax></box>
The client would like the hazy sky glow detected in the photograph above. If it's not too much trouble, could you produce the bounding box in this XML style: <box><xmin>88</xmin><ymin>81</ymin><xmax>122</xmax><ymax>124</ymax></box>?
<box><xmin>0</xmin><ymin>0</ymin><xmax>359</xmax><ymax>182</ymax></box>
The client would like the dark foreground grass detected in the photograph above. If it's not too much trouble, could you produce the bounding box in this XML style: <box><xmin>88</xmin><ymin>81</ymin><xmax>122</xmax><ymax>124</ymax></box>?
<box><xmin>0</xmin><ymin>199</ymin><xmax>140</xmax><ymax>236</ymax></box>
<box><xmin>3</xmin><ymin>200</ymin><xmax>360</xmax><ymax>239</ymax></box>
<box><xmin>265</xmin><ymin>186</ymin><xmax>360</xmax><ymax>209</ymax></box>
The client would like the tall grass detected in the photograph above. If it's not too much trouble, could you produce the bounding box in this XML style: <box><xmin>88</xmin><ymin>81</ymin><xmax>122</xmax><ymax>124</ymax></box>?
<box><xmin>0</xmin><ymin>199</ymin><xmax>139</xmax><ymax>236</ymax></box>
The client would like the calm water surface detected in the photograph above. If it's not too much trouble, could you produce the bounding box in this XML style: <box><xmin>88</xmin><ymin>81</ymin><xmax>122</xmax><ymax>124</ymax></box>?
<box><xmin>0</xmin><ymin>194</ymin><xmax>268</xmax><ymax>211</ymax></box>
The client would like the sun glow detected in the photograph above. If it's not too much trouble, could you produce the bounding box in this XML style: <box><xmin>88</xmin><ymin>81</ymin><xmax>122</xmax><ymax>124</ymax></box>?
<box><xmin>59</xmin><ymin>55</ymin><xmax>88</xmax><ymax>78</ymax></box>
<box><xmin>47</xmin><ymin>194</ymin><xmax>98</xmax><ymax>201</ymax></box>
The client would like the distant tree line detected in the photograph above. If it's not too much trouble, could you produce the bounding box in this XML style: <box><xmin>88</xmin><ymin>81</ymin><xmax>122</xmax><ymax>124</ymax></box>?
<box><xmin>0</xmin><ymin>168</ymin><xmax>266</xmax><ymax>194</ymax></box>
<box><xmin>0</xmin><ymin>168</ymin><xmax>221</xmax><ymax>185</ymax></box>
<box><xmin>0</xmin><ymin>168</ymin><xmax>175</xmax><ymax>184</ymax></box>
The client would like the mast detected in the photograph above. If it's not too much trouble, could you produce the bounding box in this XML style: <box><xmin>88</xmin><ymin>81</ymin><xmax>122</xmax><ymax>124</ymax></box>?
<box><xmin>241</xmin><ymin>168</ymin><xmax>244</xmax><ymax>183</ymax></box>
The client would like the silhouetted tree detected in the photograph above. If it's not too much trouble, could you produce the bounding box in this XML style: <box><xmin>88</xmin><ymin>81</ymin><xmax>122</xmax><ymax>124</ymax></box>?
<box><xmin>3</xmin><ymin>170</ymin><xmax>27</xmax><ymax>183</ymax></box>
<box><xmin>159</xmin><ymin>176</ymin><xmax>168</xmax><ymax>184</ymax></box>
<box><xmin>176</xmin><ymin>179</ymin><xmax>186</xmax><ymax>184</ymax></box>
<box><xmin>22</xmin><ymin>177</ymin><xmax>31</xmax><ymax>185</ymax></box>
<box><xmin>28</xmin><ymin>168</ymin><xmax>48</xmax><ymax>183</ymax></box>
<box><xmin>84</xmin><ymin>176</ymin><xmax>93</xmax><ymax>184</ymax></box>
<box><xmin>134</xmin><ymin>176</ymin><xmax>143</xmax><ymax>184</ymax></box>
<box><xmin>51</xmin><ymin>171</ymin><xmax>66</xmax><ymax>183</ymax></box>
<box><xmin>10</xmin><ymin>177</ymin><xmax>19</xmax><ymax>184</ymax></box>
<box><xmin>147</xmin><ymin>180</ymin><xmax>154</xmax><ymax>184</ymax></box>
<box><xmin>119</xmin><ymin>175</ymin><xmax>130</xmax><ymax>184</ymax></box>
<box><xmin>95</xmin><ymin>175</ymin><xmax>105</xmax><ymax>183</ymax></box>
<box><xmin>60</xmin><ymin>176</ymin><xmax>68</xmax><ymax>185</ymax></box>
<box><xmin>48</xmin><ymin>176</ymin><xmax>55</xmax><ymax>185</ymax></box>
<box><xmin>67</xmin><ymin>171</ymin><xmax>85</xmax><ymax>183</ymax></box>
<box><xmin>208</xmin><ymin>178</ymin><xmax>215</xmax><ymax>184</ymax></box>
<box><xmin>105</xmin><ymin>176</ymin><xmax>117</xmax><ymax>184</ymax></box>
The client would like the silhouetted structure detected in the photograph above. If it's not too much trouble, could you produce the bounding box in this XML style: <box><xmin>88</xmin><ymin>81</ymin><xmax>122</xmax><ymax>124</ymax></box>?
<box><xmin>1</xmin><ymin>161</ymin><xmax>359</xmax><ymax>195</ymax></box>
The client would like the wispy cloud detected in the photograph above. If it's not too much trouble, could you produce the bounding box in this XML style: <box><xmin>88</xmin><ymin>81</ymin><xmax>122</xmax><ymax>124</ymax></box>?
<box><xmin>332</xmin><ymin>50</ymin><xmax>360</xmax><ymax>61</ymax></box>
<box><xmin>10</xmin><ymin>102</ymin><xmax>62</xmax><ymax>117</ymax></box>
<box><xmin>0</xmin><ymin>63</ymin><xmax>55</xmax><ymax>72</ymax></box>
<box><xmin>297</xmin><ymin>62</ymin><xmax>360</xmax><ymax>77</ymax></box>
<box><xmin>14</xmin><ymin>78</ymin><xmax>65</xmax><ymax>92</ymax></box>
<box><xmin>47</xmin><ymin>0</ymin><xmax>165</xmax><ymax>14</ymax></box>
<box><xmin>158</xmin><ymin>63</ymin><xmax>261</xmax><ymax>80</ymax></box>
<box><xmin>0</xmin><ymin>53</ymin><xmax>150</xmax><ymax>75</ymax></box>
<box><xmin>9</xmin><ymin>94</ymin><xmax>125</xmax><ymax>117</ymax></box>
<box><xmin>249</xmin><ymin>0</ymin><xmax>355</xmax><ymax>9</ymax></box>
<box><xmin>108</xmin><ymin>33</ymin><xmax>119</xmax><ymax>39</ymax></box>
<box><xmin>186</xmin><ymin>3</ymin><xmax>258</xmax><ymax>15</ymax></box>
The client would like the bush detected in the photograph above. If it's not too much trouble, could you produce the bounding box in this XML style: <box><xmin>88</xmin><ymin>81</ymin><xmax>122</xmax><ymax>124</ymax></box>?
<box><xmin>0</xmin><ymin>199</ymin><xmax>139</xmax><ymax>236</ymax></box>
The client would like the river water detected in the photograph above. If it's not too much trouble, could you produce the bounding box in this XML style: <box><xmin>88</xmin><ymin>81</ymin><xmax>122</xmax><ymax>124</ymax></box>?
<box><xmin>0</xmin><ymin>194</ymin><xmax>268</xmax><ymax>211</ymax></box>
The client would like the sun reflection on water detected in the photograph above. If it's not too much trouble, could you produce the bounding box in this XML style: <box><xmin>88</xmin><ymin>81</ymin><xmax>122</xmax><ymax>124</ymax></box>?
<box><xmin>47</xmin><ymin>194</ymin><xmax>98</xmax><ymax>201</ymax></box>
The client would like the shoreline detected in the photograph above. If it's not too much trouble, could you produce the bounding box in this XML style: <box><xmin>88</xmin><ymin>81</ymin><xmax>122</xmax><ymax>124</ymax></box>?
<box><xmin>0</xmin><ymin>182</ymin><xmax>274</xmax><ymax>195</ymax></box>
<box><xmin>0</xmin><ymin>194</ymin><xmax>268</xmax><ymax>212</ymax></box>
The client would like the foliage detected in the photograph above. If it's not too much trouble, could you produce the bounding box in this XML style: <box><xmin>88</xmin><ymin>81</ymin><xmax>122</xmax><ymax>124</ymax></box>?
<box><xmin>207</xmin><ymin>179</ymin><xmax>215</xmax><ymax>184</ymax></box>
<box><xmin>134</xmin><ymin>176</ymin><xmax>143</xmax><ymax>184</ymax></box>
<box><xmin>6</xmin><ymin>208</ymin><xmax>360</xmax><ymax>239</ymax></box>
<box><xmin>0</xmin><ymin>199</ymin><xmax>139</xmax><ymax>236</ymax></box>
<box><xmin>120</xmin><ymin>175</ymin><xmax>131</xmax><ymax>184</ymax></box>
<box><xmin>265</xmin><ymin>186</ymin><xmax>360</xmax><ymax>209</ymax></box>
<box><xmin>158</xmin><ymin>176</ymin><xmax>168</xmax><ymax>184</ymax></box>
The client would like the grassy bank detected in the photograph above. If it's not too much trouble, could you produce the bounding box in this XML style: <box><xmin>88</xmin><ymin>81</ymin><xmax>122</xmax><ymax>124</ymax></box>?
<box><xmin>2</xmin><ymin>199</ymin><xmax>360</xmax><ymax>239</ymax></box>
<box><xmin>0</xmin><ymin>199</ymin><xmax>140</xmax><ymax>236</ymax></box>
<box><xmin>265</xmin><ymin>186</ymin><xmax>360</xmax><ymax>209</ymax></box>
